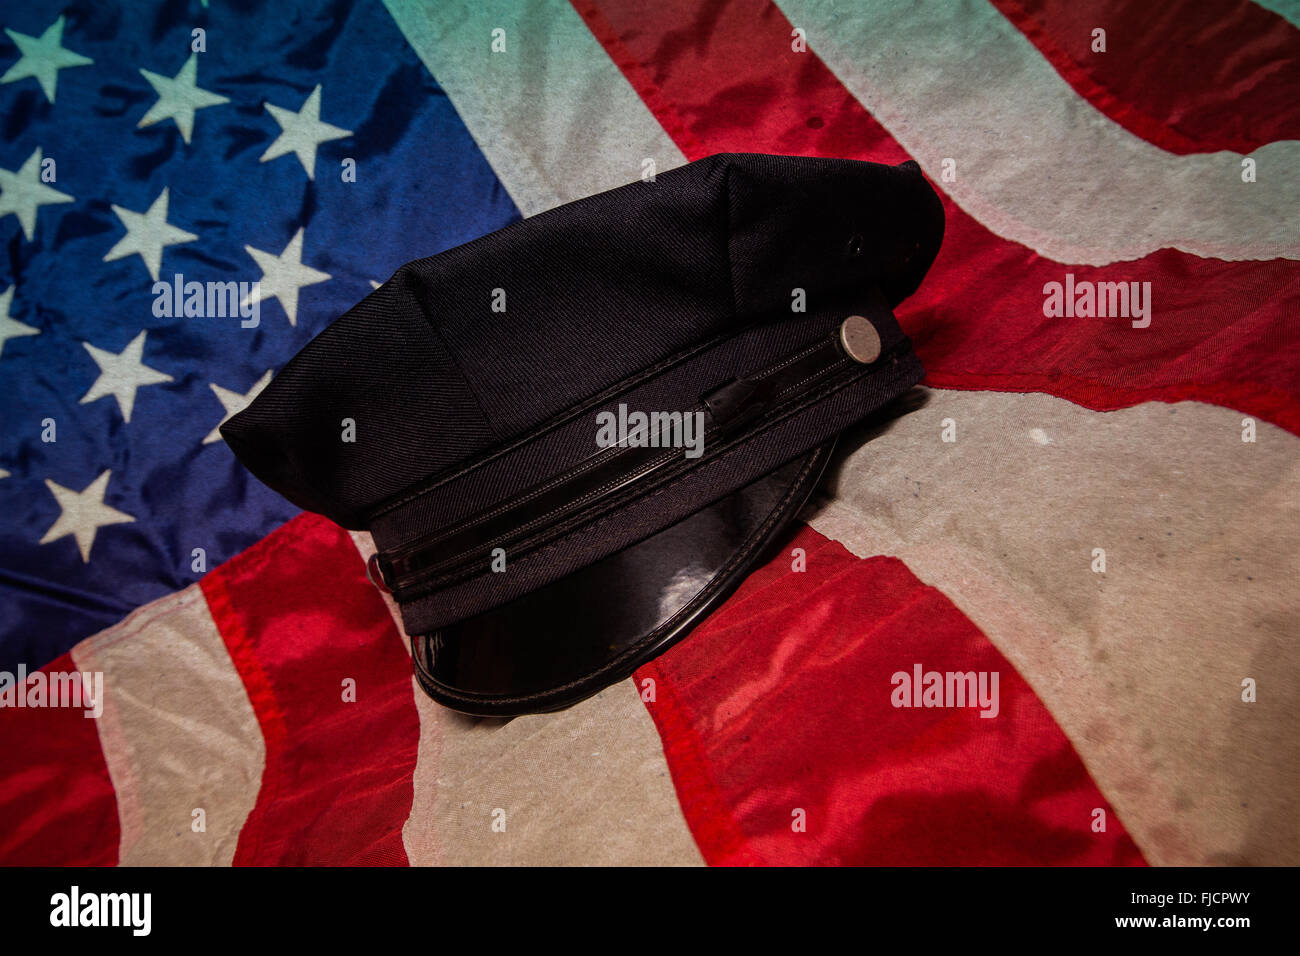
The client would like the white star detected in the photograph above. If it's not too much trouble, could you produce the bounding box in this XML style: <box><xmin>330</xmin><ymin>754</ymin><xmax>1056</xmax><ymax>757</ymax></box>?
<box><xmin>0</xmin><ymin>285</ymin><xmax>39</xmax><ymax>356</ymax></box>
<box><xmin>242</xmin><ymin>228</ymin><xmax>330</xmax><ymax>326</ymax></box>
<box><xmin>79</xmin><ymin>330</ymin><xmax>174</xmax><ymax>423</ymax></box>
<box><xmin>102</xmin><ymin>187</ymin><xmax>197</xmax><ymax>281</ymax></box>
<box><xmin>137</xmin><ymin>53</ymin><xmax>229</xmax><ymax>145</ymax></box>
<box><xmin>1</xmin><ymin>15</ymin><xmax>92</xmax><ymax>103</ymax></box>
<box><xmin>204</xmin><ymin>369</ymin><xmax>273</xmax><ymax>444</ymax></box>
<box><xmin>0</xmin><ymin>147</ymin><xmax>73</xmax><ymax>240</ymax></box>
<box><xmin>259</xmin><ymin>84</ymin><xmax>351</xmax><ymax>179</ymax></box>
<box><xmin>39</xmin><ymin>470</ymin><xmax>135</xmax><ymax>563</ymax></box>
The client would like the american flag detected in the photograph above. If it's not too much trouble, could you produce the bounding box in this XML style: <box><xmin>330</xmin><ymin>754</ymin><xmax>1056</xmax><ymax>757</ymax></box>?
<box><xmin>1</xmin><ymin>0</ymin><xmax>1296</xmax><ymax>865</ymax></box>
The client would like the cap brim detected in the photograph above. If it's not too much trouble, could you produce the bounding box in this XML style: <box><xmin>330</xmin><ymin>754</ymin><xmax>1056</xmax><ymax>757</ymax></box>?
<box><xmin>410</xmin><ymin>441</ymin><xmax>836</xmax><ymax>716</ymax></box>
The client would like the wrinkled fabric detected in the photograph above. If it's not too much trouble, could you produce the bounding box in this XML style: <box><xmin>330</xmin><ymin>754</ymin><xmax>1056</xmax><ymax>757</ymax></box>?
<box><xmin>637</xmin><ymin>526</ymin><xmax>1146</xmax><ymax>866</ymax></box>
<box><xmin>0</xmin><ymin>0</ymin><xmax>518</xmax><ymax>672</ymax></box>
<box><xmin>2</xmin><ymin>0</ymin><xmax>1297</xmax><ymax>867</ymax></box>
<box><xmin>579</xmin><ymin>0</ymin><xmax>1300</xmax><ymax>429</ymax></box>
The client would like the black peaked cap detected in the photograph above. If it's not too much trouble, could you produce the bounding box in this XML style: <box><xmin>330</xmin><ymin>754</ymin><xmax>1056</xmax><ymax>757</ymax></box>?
<box><xmin>222</xmin><ymin>153</ymin><xmax>944</xmax><ymax>712</ymax></box>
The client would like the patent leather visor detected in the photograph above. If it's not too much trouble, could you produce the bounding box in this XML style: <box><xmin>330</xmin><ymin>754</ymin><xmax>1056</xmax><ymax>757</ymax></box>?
<box><xmin>410</xmin><ymin>443</ymin><xmax>834</xmax><ymax>716</ymax></box>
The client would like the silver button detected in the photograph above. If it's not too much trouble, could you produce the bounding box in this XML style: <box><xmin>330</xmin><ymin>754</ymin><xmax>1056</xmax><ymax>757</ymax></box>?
<box><xmin>839</xmin><ymin>314</ymin><xmax>882</xmax><ymax>364</ymax></box>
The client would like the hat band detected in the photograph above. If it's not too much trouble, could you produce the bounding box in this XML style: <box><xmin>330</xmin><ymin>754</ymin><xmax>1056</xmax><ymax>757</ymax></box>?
<box><xmin>370</xmin><ymin>316</ymin><xmax>890</xmax><ymax>598</ymax></box>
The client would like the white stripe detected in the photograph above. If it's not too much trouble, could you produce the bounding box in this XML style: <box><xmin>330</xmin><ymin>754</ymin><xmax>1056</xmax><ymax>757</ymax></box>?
<box><xmin>807</xmin><ymin>389</ymin><xmax>1300</xmax><ymax>865</ymax></box>
<box><xmin>347</xmin><ymin>534</ymin><xmax>701</xmax><ymax>864</ymax></box>
<box><xmin>71</xmin><ymin>585</ymin><xmax>264</xmax><ymax>866</ymax></box>
<box><xmin>384</xmin><ymin>0</ymin><xmax>687</xmax><ymax>217</ymax></box>
<box><xmin>777</xmin><ymin>0</ymin><xmax>1300</xmax><ymax>265</ymax></box>
<box><xmin>401</xmin><ymin>678</ymin><xmax>704</xmax><ymax>866</ymax></box>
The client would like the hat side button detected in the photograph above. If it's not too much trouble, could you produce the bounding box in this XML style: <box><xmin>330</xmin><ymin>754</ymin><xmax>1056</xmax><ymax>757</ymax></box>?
<box><xmin>839</xmin><ymin>314</ymin><xmax>882</xmax><ymax>364</ymax></box>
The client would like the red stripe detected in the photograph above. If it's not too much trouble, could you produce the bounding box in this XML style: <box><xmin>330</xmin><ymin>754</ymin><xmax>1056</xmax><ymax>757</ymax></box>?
<box><xmin>636</xmin><ymin>527</ymin><xmax>1146</xmax><ymax>865</ymax></box>
<box><xmin>991</xmin><ymin>0</ymin><xmax>1300</xmax><ymax>155</ymax></box>
<box><xmin>0</xmin><ymin>652</ymin><xmax>119</xmax><ymax>865</ymax></box>
<box><xmin>200</xmin><ymin>513</ymin><xmax>418</xmax><ymax>866</ymax></box>
<box><xmin>635</xmin><ymin>662</ymin><xmax>765</xmax><ymax>865</ymax></box>
<box><xmin>573</xmin><ymin>0</ymin><xmax>1300</xmax><ymax>437</ymax></box>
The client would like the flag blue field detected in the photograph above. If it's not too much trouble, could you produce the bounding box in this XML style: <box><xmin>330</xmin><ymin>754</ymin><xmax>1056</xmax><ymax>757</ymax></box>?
<box><xmin>0</xmin><ymin>0</ymin><xmax>518</xmax><ymax>671</ymax></box>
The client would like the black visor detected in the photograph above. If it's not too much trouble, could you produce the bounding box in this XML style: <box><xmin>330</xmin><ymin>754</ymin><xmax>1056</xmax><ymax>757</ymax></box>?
<box><xmin>410</xmin><ymin>444</ymin><xmax>834</xmax><ymax>715</ymax></box>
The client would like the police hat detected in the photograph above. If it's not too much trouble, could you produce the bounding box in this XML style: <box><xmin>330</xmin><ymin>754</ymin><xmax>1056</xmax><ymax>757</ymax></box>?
<box><xmin>222</xmin><ymin>153</ymin><xmax>944</xmax><ymax>716</ymax></box>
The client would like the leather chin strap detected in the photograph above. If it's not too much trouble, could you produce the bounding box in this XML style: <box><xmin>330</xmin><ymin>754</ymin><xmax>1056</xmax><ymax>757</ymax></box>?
<box><xmin>369</xmin><ymin>315</ymin><xmax>885</xmax><ymax>599</ymax></box>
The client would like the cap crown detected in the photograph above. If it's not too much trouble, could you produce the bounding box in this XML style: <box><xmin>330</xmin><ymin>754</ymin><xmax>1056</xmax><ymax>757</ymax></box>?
<box><xmin>223</xmin><ymin>153</ymin><xmax>943</xmax><ymax>530</ymax></box>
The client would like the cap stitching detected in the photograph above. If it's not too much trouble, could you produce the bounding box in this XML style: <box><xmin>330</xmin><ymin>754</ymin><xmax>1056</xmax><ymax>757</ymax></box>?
<box><xmin>394</xmin><ymin>342</ymin><xmax>914</xmax><ymax>600</ymax></box>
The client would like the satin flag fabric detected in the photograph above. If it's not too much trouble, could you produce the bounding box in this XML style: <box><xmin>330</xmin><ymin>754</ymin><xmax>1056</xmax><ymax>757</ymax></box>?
<box><xmin>2</xmin><ymin>0</ymin><xmax>1297</xmax><ymax>865</ymax></box>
